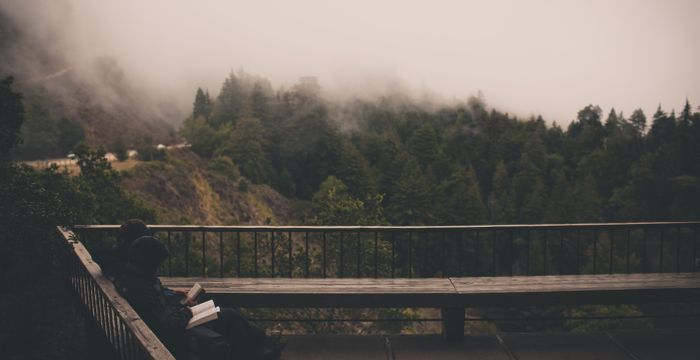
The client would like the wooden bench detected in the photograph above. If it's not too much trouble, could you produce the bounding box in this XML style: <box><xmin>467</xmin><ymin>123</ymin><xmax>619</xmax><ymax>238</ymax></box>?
<box><xmin>161</xmin><ymin>273</ymin><xmax>700</xmax><ymax>342</ymax></box>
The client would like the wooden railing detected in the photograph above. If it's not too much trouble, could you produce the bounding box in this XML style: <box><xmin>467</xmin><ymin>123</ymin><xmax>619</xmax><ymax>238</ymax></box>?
<box><xmin>58</xmin><ymin>227</ymin><xmax>174</xmax><ymax>360</ymax></box>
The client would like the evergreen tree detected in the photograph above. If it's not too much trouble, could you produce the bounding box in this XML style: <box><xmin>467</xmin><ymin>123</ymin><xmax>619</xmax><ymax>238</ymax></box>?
<box><xmin>407</xmin><ymin>122</ymin><xmax>439</xmax><ymax>169</ymax></box>
<box><xmin>216</xmin><ymin>117</ymin><xmax>271</xmax><ymax>184</ymax></box>
<box><xmin>192</xmin><ymin>87</ymin><xmax>212</xmax><ymax>119</ymax></box>
<box><xmin>489</xmin><ymin>161</ymin><xmax>515</xmax><ymax>224</ymax></box>
<box><xmin>604</xmin><ymin>108</ymin><xmax>620</xmax><ymax>135</ymax></box>
<box><xmin>250</xmin><ymin>81</ymin><xmax>269</xmax><ymax>120</ymax></box>
<box><xmin>648</xmin><ymin>105</ymin><xmax>675</xmax><ymax>149</ymax></box>
<box><xmin>387</xmin><ymin>156</ymin><xmax>435</xmax><ymax>225</ymax></box>
<box><xmin>438</xmin><ymin>165</ymin><xmax>486</xmax><ymax>224</ymax></box>
<box><xmin>335</xmin><ymin>142</ymin><xmax>376</xmax><ymax>199</ymax></box>
<box><xmin>211</xmin><ymin>72</ymin><xmax>244</xmax><ymax>126</ymax></box>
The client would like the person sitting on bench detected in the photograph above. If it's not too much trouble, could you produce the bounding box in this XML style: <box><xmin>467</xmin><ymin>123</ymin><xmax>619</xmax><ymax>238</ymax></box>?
<box><xmin>93</xmin><ymin>219</ymin><xmax>150</xmax><ymax>280</ymax></box>
<box><xmin>116</xmin><ymin>235</ymin><xmax>284</xmax><ymax>359</ymax></box>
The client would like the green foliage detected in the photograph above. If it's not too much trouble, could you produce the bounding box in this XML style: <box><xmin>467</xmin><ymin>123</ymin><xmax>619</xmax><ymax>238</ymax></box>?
<box><xmin>438</xmin><ymin>165</ymin><xmax>486</xmax><ymax>224</ymax></box>
<box><xmin>177</xmin><ymin>69</ymin><xmax>700</xmax><ymax>227</ymax></box>
<box><xmin>181</xmin><ymin>115</ymin><xmax>218</xmax><ymax>157</ymax></box>
<box><xmin>72</xmin><ymin>143</ymin><xmax>155</xmax><ymax>223</ymax></box>
<box><xmin>311</xmin><ymin>176</ymin><xmax>385</xmax><ymax>226</ymax></box>
<box><xmin>215</xmin><ymin>117</ymin><xmax>271</xmax><ymax>183</ymax></box>
<box><xmin>208</xmin><ymin>155</ymin><xmax>240</xmax><ymax>180</ymax></box>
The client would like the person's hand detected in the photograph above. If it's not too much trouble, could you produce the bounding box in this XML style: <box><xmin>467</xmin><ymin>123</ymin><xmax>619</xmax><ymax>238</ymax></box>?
<box><xmin>184</xmin><ymin>298</ymin><xmax>197</xmax><ymax>306</ymax></box>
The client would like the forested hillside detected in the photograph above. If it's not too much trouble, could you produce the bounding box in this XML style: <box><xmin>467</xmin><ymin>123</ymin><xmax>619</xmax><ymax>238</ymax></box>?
<box><xmin>0</xmin><ymin>7</ymin><xmax>178</xmax><ymax>160</ymax></box>
<box><xmin>122</xmin><ymin>148</ymin><xmax>301</xmax><ymax>225</ymax></box>
<box><xmin>183</xmin><ymin>71</ymin><xmax>700</xmax><ymax>226</ymax></box>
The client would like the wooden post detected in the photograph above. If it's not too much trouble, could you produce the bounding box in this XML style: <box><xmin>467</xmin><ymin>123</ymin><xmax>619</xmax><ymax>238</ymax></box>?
<box><xmin>441</xmin><ymin>307</ymin><xmax>465</xmax><ymax>342</ymax></box>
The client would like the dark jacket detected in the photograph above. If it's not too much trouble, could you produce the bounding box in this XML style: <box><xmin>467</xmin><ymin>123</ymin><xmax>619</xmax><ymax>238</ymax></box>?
<box><xmin>115</xmin><ymin>265</ymin><xmax>192</xmax><ymax>356</ymax></box>
<box><xmin>93</xmin><ymin>245</ymin><xmax>129</xmax><ymax>280</ymax></box>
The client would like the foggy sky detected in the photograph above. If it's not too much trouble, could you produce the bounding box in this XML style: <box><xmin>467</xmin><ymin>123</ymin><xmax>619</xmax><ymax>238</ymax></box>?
<box><xmin>3</xmin><ymin>0</ymin><xmax>700</xmax><ymax>124</ymax></box>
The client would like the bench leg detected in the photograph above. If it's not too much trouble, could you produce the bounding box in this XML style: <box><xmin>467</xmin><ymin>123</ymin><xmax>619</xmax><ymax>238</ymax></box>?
<box><xmin>441</xmin><ymin>307</ymin><xmax>465</xmax><ymax>342</ymax></box>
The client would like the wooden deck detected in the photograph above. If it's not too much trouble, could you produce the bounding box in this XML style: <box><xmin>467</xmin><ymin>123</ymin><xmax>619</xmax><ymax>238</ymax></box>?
<box><xmin>280</xmin><ymin>329</ymin><xmax>700</xmax><ymax>360</ymax></box>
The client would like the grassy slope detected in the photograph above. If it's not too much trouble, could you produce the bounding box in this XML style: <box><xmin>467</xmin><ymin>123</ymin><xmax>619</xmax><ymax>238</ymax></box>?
<box><xmin>122</xmin><ymin>149</ymin><xmax>303</xmax><ymax>225</ymax></box>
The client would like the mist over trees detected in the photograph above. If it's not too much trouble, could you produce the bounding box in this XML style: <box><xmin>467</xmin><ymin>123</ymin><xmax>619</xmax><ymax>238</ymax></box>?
<box><xmin>183</xmin><ymin>71</ymin><xmax>700</xmax><ymax>225</ymax></box>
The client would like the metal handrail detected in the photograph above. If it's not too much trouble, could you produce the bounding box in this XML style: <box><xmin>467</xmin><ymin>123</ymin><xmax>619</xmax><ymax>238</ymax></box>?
<box><xmin>73</xmin><ymin>222</ymin><xmax>699</xmax><ymax>279</ymax></box>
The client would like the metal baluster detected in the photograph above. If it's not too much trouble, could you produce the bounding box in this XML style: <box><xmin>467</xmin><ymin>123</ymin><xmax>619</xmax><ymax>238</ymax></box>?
<box><xmin>340</xmin><ymin>232</ymin><xmax>344</xmax><ymax>278</ymax></box>
<box><xmin>441</xmin><ymin>232</ymin><xmax>446</xmax><ymax>277</ymax></box>
<box><xmin>391</xmin><ymin>233</ymin><xmax>396</xmax><ymax>278</ymax></box>
<box><xmin>305</xmin><ymin>232</ymin><xmax>310</xmax><ymax>278</ymax></box>
<box><xmin>357</xmin><ymin>232</ymin><xmax>361</xmax><ymax>277</ymax></box>
<box><xmin>271</xmin><ymin>232</ymin><xmax>275</xmax><ymax>277</ymax></box>
<box><xmin>408</xmin><ymin>231</ymin><xmax>413</xmax><ymax>278</ymax></box>
<box><xmin>289</xmin><ymin>231</ymin><xmax>293</xmax><ymax>278</ymax></box>
<box><xmin>254</xmin><ymin>232</ymin><xmax>258</xmax><ymax>278</ymax></box>
<box><xmin>457</xmin><ymin>232</ymin><xmax>463</xmax><ymax>276</ymax></box>
<box><xmin>593</xmin><ymin>230</ymin><xmax>598</xmax><ymax>274</ymax></box>
<box><xmin>642</xmin><ymin>228</ymin><xmax>647</xmax><ymax>273</ymax></box>
<box><xmin>543</xmin><ymin>230</ymin><xmax>547</xmax><ymax>275</ymax></box>
<box><xmin>374</xmin><ymin>232</ymin><xmax>378</xmax><ymax>278</ymax></box>
<box><xmin>559</xmin><ymin>230</ymin><xmax>564</xmax><ymax>275</ymax></box>
<box><xmin>626</xmin><ymin>228</ymin><xmax>631</xmax><ymax>274</ymax></box>
<box><xmin>609</xmin><ymin>230</ymin><xmax>614</xmax><ymax>274</ymax></box>
<box><xmin>576</xmin><ymin>229</ymin><xmax>581</xmax><ymax>274</ymax></box>
<box><xmin>509</xmin><ymin>230</ymin><xmax>514</xmax><ymax>276</ymax></box>
<box><xmin>492</xmin><ymin>231</ymin><xmax>497</xmax><ymax>276</ymax></box>
<box><xmin>694</xmin><ymin>226</ymin><xmax>698</xmax><ymax>273</ymax></box>
<box><xmin>219</xmin><ymin>232</ymin><xmax>223</xmax><ymax>278</ymax></box>
<box><xmin>236</xmin><ymin>232</ymin><xmax>241</xmax><ymax>277</ymax></box>
<box><xmin>474</xmin><ymin>231</ymin><xmax>480</xmax><ymax>276</ymax></box>
<box><xmin>322</xmin><ymin>232</ymin><xmax>327</xmax><ymax>278</ymax></box>
<box><xmin>676</xmin><ymin>227</ymin><xmax>681</xmax><ymax>273</ymax></box>
<box><xmin>167</xmin><ymin>231</ymin><xmax>172</xmax><ymax>276</ymax></box>
<box><xmin>185</xmin><ymin>232</ymin><xmax>190</xmax><ymax>277</ymax></box>
<box><xmin>659</xmin><ymin>229</ymin><xmax>664</xmax><ymax>273</ymax></box>
<box><xmin>202</xmin><ymin>231</ymin><xmax>206</xmax><ymax>277</ymax></box>
<box><xmin>526</xmin><ymin>230</ymin><xmax>531</xmax><ymax>276</ymax></box>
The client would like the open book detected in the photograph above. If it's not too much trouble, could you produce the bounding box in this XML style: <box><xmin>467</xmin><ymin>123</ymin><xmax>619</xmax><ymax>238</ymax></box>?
<box><xmin>186</xmin><ymin>299</ymin><xmax>220</xmax><ymax>329</ymax></box>
<box><xmin>180</xmin><ymin>283</ymin><xmax>203</xmax><ymax>304</ymax></box>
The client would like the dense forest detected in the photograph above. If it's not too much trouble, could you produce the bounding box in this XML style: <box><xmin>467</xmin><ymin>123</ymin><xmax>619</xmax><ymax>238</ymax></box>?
<box><xmin>3</xmin><ymin>69</ymin><xmax>700</xmax><ymax>358</ymax></box>
<box><xmin>183</xmin><ymin>70</ymin><xmax>700</xmax><ymax>227</ymax></box>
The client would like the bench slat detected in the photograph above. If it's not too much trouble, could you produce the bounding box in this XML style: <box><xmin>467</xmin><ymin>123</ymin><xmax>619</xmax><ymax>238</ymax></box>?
<box><xmin>161</xmin><ymin>273</ymin><xmax>700</xmax><ymax>308</ymax></box>
<box><xmin>450</xmin><ymin>273</ymin><xmax>700</xmax><ymax>306</ymax></box>
<box><xmin>162</xmin><ymin>278</ymin><xmax>457</xmax><ymax>307</ymax></box>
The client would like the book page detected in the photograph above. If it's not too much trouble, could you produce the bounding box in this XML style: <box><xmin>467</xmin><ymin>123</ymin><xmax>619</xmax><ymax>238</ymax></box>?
<box><xmin>181</xmin><ymin>283</ymin><xmax>203</xmax><ymax>304</ymax></box>
<box><xmin>186</xmin><ymin>306</ymin><xmax>220</xmax><ymax>329</ymax></box>
<box><xmin>189</xmin><ymin>299</ymin><xmax>214</xmax><ymax>317</ymax></box>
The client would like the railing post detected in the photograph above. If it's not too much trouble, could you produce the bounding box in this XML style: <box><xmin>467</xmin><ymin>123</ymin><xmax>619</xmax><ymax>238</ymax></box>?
<box><xmin>441</xmin><ymin>307</ymin><xmax>465</xmax><ymax>343</ymax></box>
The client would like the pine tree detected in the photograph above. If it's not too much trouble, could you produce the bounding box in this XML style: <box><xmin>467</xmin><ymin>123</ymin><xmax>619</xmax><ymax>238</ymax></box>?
<box><xmin>387</xmin><ymin>156</ymin><xmax>435</xmax><ymax>225</ymax></box>
<box><xmin>438</xmin><ymin>166</ymin><xmax>486</xmax><ymax>224</ymax></box>
<box><xmin>250</xmin><ymin>81</ymin><xmax>269</xmax><ymax>120</ymax></box>
<box><xmin>211</xmin><ymin>72</ymin><xmax>244</xmax><ymax>126</ymax></box>
<box><xmin>407</xmin><ymin>122</ymin><xmax>439</xmax><ymax>169</ymax></box>
<box><xmin>192</xmin><ymin>87</ymin><xmax>211</xmax><ymax>119</ymax></box>
<box><xmin>335</xmin><ymin>142</ymin><xmax>377</xmax><ymax>199</ymax></box>
<box><xmin>489</xmin><ymin>161</ymin><xmax>515</xmax><ymax>224</ymax></box>
<box><xmin>604</xmin><ymin>108</ymin><xmax>620</xmax><ymax>135</ymax></box>
<box><xmin>216</xmin><ymin>117</ymin><xmax>271</xmax><ymax>183</ymax></box>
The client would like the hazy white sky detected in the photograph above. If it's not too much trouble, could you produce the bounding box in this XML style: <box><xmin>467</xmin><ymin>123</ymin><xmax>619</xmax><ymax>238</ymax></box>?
<box><xmin>5</xmin><ymin>0</ymin><xmax>700</xmax><ymax>123</ymax></box>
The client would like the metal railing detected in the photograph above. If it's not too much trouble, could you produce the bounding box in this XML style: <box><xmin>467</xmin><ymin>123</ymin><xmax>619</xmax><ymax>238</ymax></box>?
<box><xmin>73</xmin><ymin>222</ymin><xmax>700</xmax><ymax>279</ymax></box>
<box><xmin>58</xmin><ymin>227</ymin><xmax>175</xmax><ymax>360</ymax></box>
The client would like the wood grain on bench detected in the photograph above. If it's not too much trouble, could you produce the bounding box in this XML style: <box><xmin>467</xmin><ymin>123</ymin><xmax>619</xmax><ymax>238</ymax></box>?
<box><xmin>162</xmin><ymin>277</ymin><xmax>458</xmax><ymax>307</ymax></box>
<box><xmin>161</xmin><ymin>273</ymin><xmax>700</xmax><ymax>308</ymax></box>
